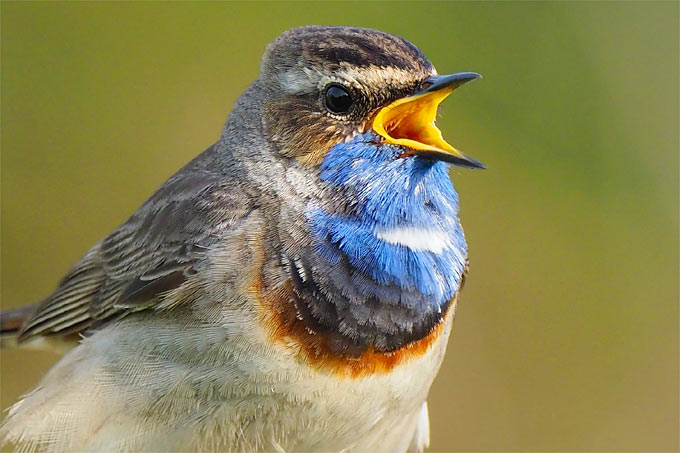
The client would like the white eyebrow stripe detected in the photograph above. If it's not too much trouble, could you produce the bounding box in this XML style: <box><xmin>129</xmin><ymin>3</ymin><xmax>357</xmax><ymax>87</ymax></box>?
<box><xmin>280</xmin><ymin>67</ymin><xmax>321</xmax><ymax>94</ymax></box>
<box><xmin>374</xmin><ymin>227</ymin><xmax>452</xmax><ymax>253</ymax></box>
<box><xmin>279</xmin><ymin>64</ymin><xmax>430</xmax><ymax>95</ymax></box>
<box><xmin>336</xmin><ymin>64</ymin><xmax>429</xmax><ymax>89</ymax></box>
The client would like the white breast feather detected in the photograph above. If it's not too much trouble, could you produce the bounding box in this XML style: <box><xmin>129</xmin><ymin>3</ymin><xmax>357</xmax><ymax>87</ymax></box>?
<box><xmin>374</xmin><ymin>227</ymin><xmax>452</xmax><ymax>253</ymax></box>
<box><xmin>0</xmin><ymin>306</ymin><xmax>454</xmax><ymax>452</ymax></box>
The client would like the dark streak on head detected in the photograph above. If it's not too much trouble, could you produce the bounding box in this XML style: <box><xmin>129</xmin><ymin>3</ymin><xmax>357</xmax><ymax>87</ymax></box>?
<box><xmin>262</xmin><ymin>25</ymin><xmax>434</xmax><ymax>75</ymax></box>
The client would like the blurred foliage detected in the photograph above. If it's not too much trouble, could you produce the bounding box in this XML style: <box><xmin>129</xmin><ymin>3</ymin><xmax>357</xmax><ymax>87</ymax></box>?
<box><xmin>1</xmin><ymin>2</ymin><xmax>678</xmax><ymax>451</ymax></box>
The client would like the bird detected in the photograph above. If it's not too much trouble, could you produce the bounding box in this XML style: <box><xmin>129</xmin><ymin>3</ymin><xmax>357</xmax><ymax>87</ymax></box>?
<box><xmin>0</xmin><ymin>25</ymin><xmax>484</xmax><ymax>452</ymax></box>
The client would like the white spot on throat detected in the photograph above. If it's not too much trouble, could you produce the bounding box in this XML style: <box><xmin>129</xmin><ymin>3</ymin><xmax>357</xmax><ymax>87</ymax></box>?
<box><xmin>374</xmin><ymin>227</ymin><xmax>452</xmax><ymax>253</ymax></box>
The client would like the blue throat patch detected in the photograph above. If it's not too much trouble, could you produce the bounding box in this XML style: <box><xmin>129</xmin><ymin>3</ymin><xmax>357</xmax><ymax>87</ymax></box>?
<box><xmin>308</xmin><ymin>132</ymin><xmax>468</xmax><ymax>309</ymax></box>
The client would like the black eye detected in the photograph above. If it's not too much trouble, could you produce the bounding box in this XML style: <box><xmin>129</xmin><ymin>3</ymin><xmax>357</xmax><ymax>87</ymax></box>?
<box><xmin>324</xmin><ymin>85</ymin><xmax>353</xmax><ymax>114</ymax></box>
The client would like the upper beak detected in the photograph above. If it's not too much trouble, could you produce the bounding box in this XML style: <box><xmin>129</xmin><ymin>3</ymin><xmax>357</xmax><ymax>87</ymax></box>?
<box><xmin>372</xmin><ymin>72</ymin><xmax>485</xmax><ymax>169</ymax></box>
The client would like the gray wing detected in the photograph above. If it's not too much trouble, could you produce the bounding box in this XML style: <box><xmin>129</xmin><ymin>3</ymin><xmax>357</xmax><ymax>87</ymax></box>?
<box><xmin>18</xmin><ymin>168</ymin><xmax>254</xmax><ymax>342</ymax></box>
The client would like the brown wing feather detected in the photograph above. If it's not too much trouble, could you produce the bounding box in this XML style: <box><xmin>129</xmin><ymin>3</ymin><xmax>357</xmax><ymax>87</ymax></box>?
<box><xmin>16</xmin><ymin>166</ymin><xmax>252</xmax><ymax>342</ymax></box>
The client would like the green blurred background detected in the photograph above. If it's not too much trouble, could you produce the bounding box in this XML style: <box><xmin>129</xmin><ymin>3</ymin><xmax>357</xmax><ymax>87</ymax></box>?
<box><xmin>1</xmin><ymin>2</ymin><xmax>678</xmax><ymax>451</ymax></box>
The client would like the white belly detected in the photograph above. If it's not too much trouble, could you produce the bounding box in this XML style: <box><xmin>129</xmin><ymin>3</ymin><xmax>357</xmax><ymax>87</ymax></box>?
<box><xmin>1</xmin><ymin>306</ymin><xmax>454</xmax><ymax>452</ymax></box>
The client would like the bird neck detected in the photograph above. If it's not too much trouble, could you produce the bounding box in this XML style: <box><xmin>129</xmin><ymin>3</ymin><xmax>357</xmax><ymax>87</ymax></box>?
<box><xmin>288</xmin><ymin>132</ymin><xmax>468</xmax><ymax>356</ymax></box>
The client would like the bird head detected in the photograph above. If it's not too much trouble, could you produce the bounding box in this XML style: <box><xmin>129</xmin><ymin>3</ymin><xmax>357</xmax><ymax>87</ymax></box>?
<box><xmin>257</xmin><ymin>25</ymin><xmax>484</xmax><ymax>169</ymax></box>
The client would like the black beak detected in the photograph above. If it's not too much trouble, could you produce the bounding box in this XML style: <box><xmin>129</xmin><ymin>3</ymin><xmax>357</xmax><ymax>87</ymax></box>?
<box><xmin>413</xmin><ymin>72</ymin><xmax>485</xmax><ymax>169</ymax></box>
<box><xmin>372</xmin><ymin>71</ymin><xmax>485</xmax><ymax>169</ymax></box>
<box><xmin>417</xmin><ymin>72</ymin><xmax>482</xmax><ymax>96</ymax></box>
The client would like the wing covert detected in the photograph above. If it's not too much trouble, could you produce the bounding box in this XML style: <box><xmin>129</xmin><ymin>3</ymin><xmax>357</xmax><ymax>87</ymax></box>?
<box><xmin>18</xmin><ymin>168</ymin><xmax>253</xmax><ymax>341</ymax></box>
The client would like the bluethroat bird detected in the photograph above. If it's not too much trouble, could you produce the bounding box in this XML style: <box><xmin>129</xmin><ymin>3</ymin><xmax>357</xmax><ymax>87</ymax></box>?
<box><xmin>0</xmin><ymin>26</ymin><xmax>484</xmax><ymax>452</ymax></box>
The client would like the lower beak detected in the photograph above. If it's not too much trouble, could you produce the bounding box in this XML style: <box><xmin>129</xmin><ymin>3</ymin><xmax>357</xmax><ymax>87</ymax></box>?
<box><xmin>372</xmin><ymin>72</ymin><xmax>485</xmax><ymax>169</ymax></box>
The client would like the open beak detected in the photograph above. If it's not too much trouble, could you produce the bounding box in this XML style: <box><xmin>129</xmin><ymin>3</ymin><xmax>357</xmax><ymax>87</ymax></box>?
<box><xmin>372</xmin><ymin>72</ymin><xmax>485</xmax><ymax>169</ymax></box>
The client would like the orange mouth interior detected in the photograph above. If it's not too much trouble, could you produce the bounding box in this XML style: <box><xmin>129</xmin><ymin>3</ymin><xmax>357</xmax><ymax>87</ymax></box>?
<box><xmin>372</xmin><ymin>87</ymin><xmax>459</xmax><ymax>155</ymax></box>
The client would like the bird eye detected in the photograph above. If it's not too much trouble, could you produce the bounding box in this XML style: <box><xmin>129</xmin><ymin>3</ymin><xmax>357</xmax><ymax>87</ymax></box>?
<box><xmin>324</xmin><ymin>85</ymin><xmax>353</xmax><ymax>114</ymax></box>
